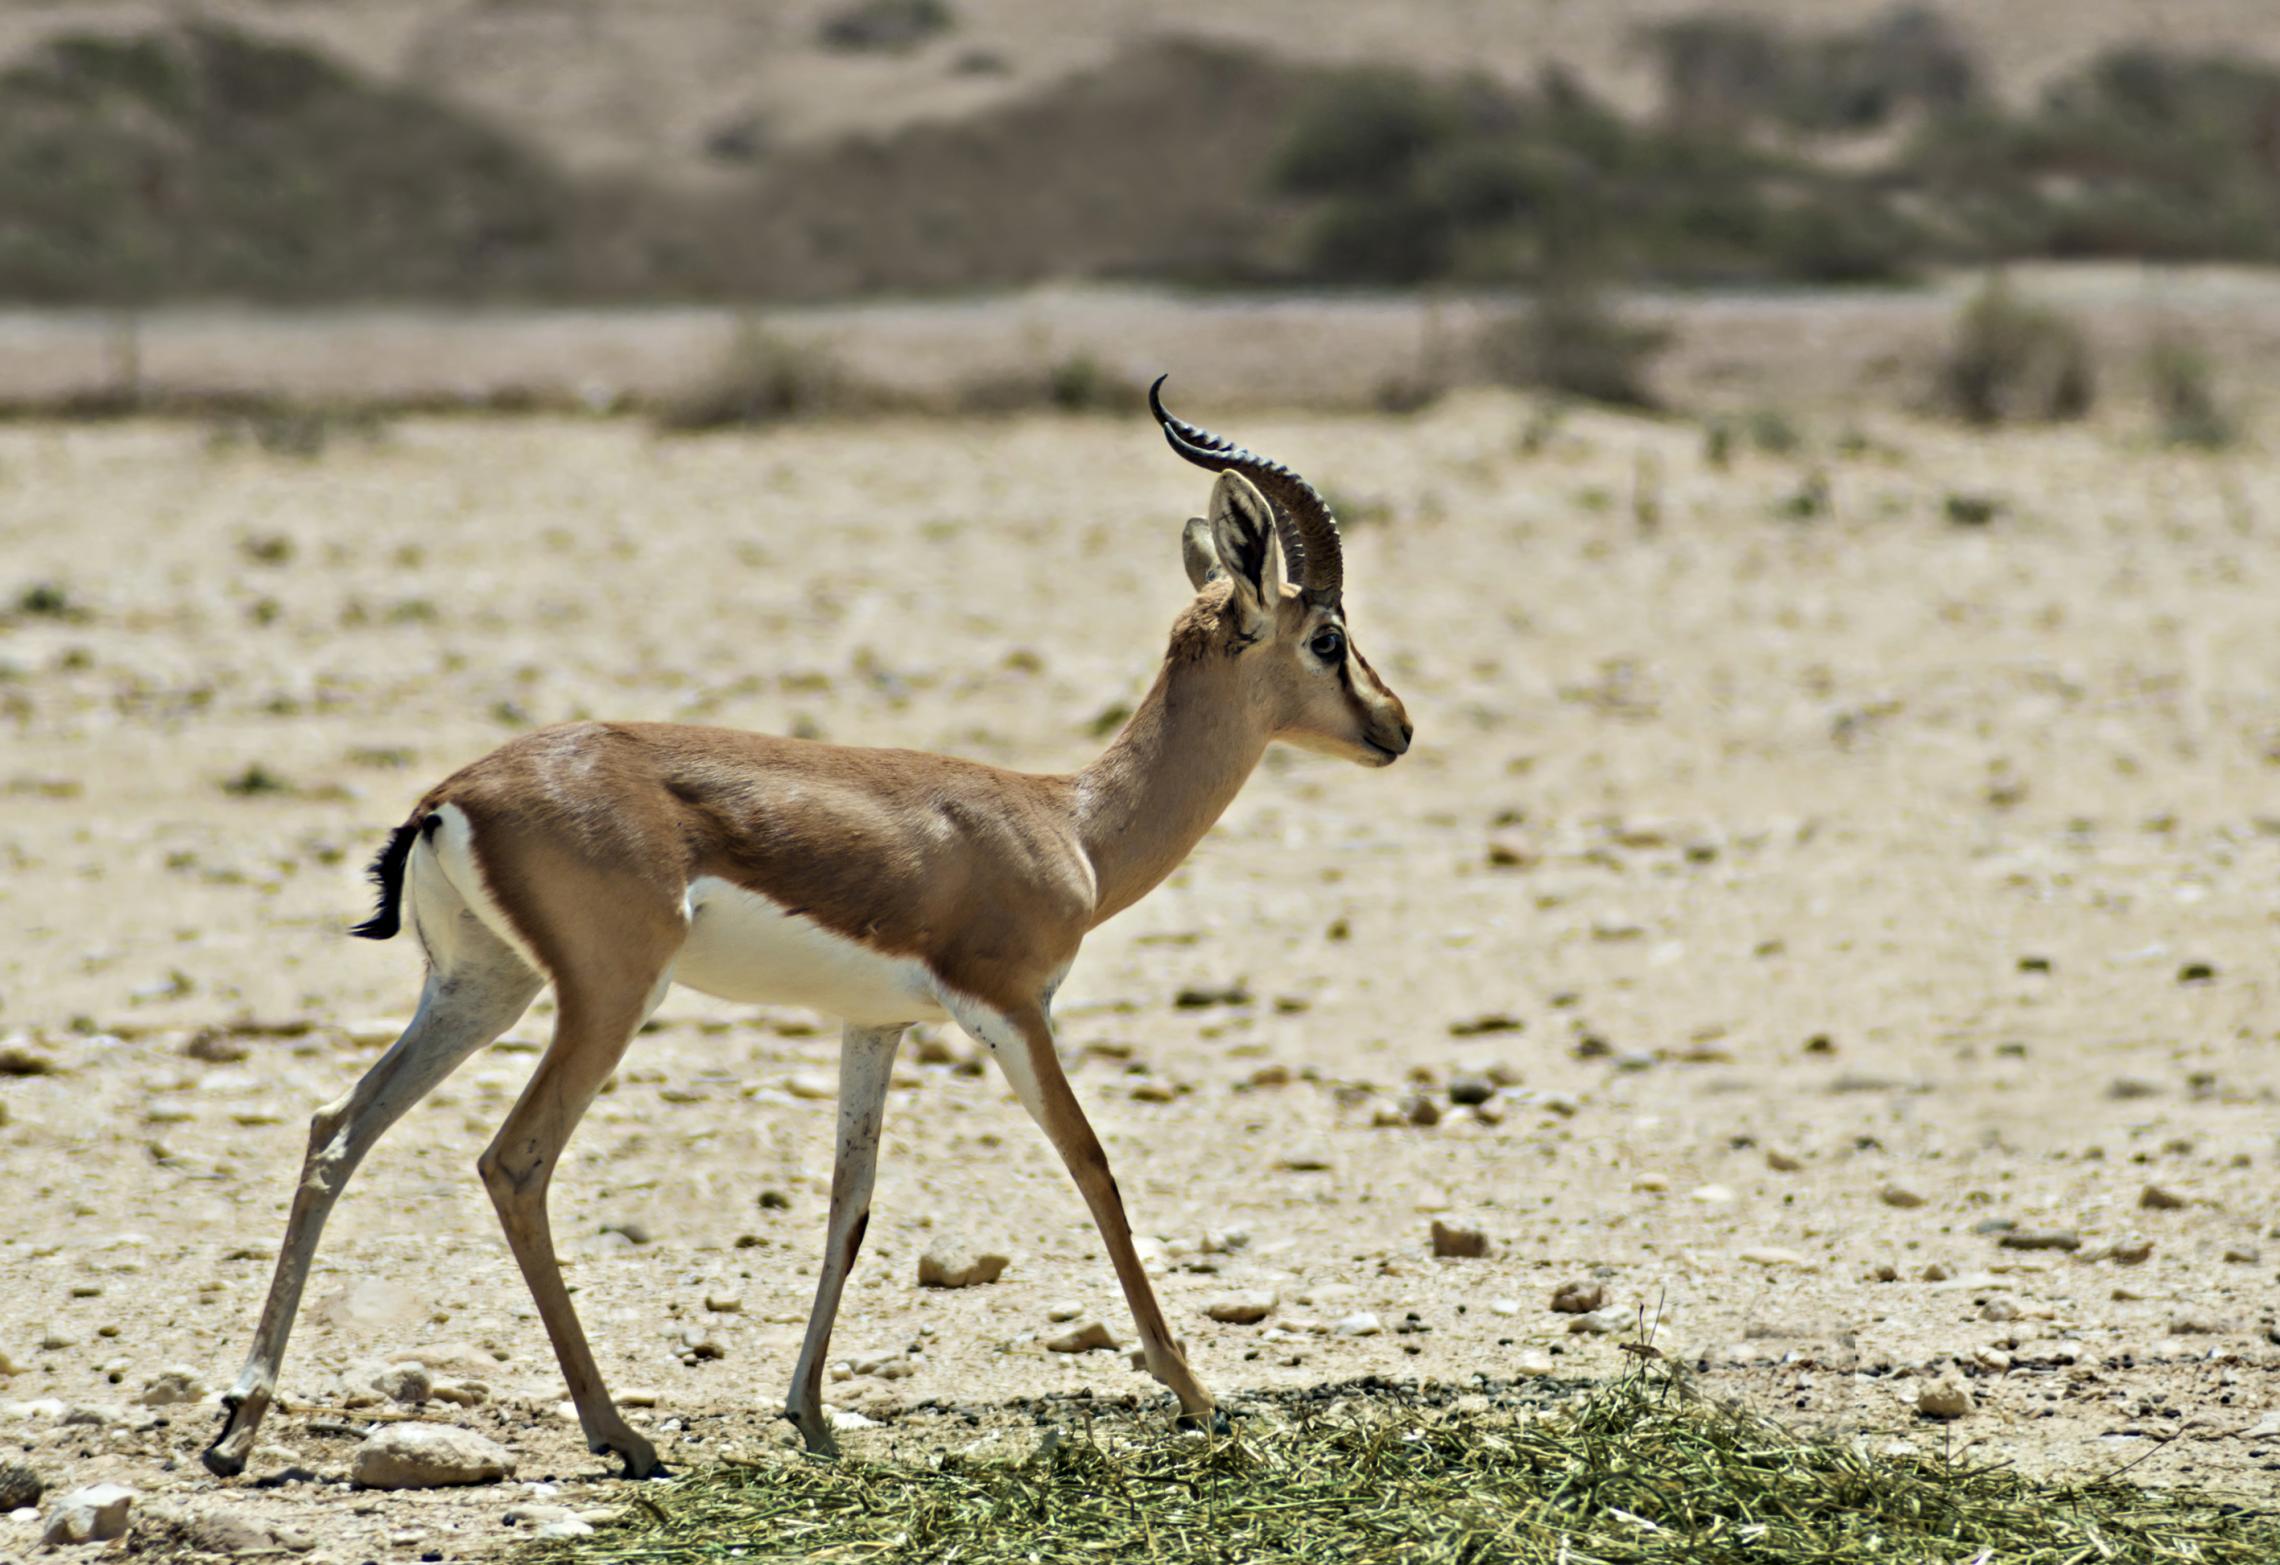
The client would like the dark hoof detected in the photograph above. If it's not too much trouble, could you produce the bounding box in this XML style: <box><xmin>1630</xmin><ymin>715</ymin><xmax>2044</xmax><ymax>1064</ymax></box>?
<box><xmin>1175</xmin><ymin>1408</ymin><xmax>1233</xmax><ymax>1438</ymax></box>
<box><xmin>200</xmin><ymin>1442</ymin><xmax>248</xmax><ymax>1479</ymax></box>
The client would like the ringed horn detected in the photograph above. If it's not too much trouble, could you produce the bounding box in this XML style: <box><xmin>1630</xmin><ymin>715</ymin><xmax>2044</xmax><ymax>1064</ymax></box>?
<box><xmin>1149</xmin><ymin>374</ymin><xmax>1344</xmax><ymax>610</ymax></box>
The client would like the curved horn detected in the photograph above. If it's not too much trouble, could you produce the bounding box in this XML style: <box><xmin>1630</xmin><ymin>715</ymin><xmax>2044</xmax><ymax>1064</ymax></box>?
<box><xmin>1149</xmin><ymin>375</ymin><xmax>1343</xmax><ymax>609</ymax></box>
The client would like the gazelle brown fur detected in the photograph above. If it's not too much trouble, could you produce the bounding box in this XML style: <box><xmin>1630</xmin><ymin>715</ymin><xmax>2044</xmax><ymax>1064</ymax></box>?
<box><xmin>204</xmin><ymin>382</ymin><xmax>1411</xmax><ymax>1479</ymax></box>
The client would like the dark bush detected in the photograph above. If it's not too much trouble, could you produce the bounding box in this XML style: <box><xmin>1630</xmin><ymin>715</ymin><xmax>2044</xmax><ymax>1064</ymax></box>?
<box><xmin>2145</xmin><ymin>334</ymin><xmax>2237</xmax><ymax>449</ymax></box>
<box><xmin>1935</xmin><ymin>277</ymin><xmax>2096</xmax><ymax>426</ymax></box>
<box><xmin>1644</xmin><ymin>5</ymin><xmax>1979</xmax><ymax>135</ymax></box>
<box><xmin>1476</xmin><ymin>283</ymin><xmax>1669</xmax><ymax>409</ymax></box>
<box><xmin>818</xmin><ymin>0</ymin><xmax>955</xmax><ymax>54</ymax></box>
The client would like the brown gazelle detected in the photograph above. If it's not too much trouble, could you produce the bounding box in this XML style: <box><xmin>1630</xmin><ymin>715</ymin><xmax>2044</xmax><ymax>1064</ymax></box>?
<box><xmin>204</xmin><ymin>380</ymin><xmax>1412</xmax><ymax>1480</ymax></box>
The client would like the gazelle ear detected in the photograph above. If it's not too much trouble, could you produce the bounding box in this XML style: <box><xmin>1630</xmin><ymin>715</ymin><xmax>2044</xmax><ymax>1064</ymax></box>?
<box><xmin>1208</xmin><ymin>471</ymin><xmax>1282</xmax><ymax>618</ymax></box>
<box><xmin>1181</xmin><ymin>516</ymin><xmax>1223</xmax><ymax>589</ymax></box>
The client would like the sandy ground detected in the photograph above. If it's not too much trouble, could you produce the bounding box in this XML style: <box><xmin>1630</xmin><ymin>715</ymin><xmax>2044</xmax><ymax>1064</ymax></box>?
<box><xmin>0</xmin><ymin>399</ymin><xmax>2277</xmax><ymax>1559</ymax></box>
<box><xmin>10</xmin><ymin>267</ymin><xmax>2280</xmax><ymax>420</ymax></box>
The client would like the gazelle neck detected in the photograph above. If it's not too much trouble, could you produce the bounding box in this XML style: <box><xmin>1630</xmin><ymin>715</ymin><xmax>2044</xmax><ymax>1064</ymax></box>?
<box><xmin>1073</xmin><ymin>633</ymin><xmax>1272</xmax><ymax>926</ymax></box>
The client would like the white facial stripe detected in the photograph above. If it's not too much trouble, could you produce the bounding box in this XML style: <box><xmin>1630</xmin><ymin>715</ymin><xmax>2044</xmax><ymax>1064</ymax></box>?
<box><xmin>674</xmin><ymin>876</ymin><xmax>948</xmax><ymax>1028</ymax></box>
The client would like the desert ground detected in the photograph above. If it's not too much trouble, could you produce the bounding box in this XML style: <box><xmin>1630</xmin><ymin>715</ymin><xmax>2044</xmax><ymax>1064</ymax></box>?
<box><xmin>0</xmin><ymin>394</ymin><xmax>2277</xmax><ymax>1559</ymax></box>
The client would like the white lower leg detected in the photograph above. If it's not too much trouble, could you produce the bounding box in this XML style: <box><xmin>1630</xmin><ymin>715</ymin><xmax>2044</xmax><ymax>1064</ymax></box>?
<box><xmin>785</xmin><ymin>1024</ymin><xmax>904</xmax><ymax>1452</ymax></box>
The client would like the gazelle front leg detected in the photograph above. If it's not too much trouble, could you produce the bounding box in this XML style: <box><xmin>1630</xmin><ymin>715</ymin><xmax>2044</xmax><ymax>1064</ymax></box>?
<box><xmin>945</xmin><ymin>996</ymin><xmax>1218</xmax><ymax>1430</ymax></box>
<box><xmin>784</xmin><ymin>1023</ymin><xmax>906</xmax><ymax>1454</ymax></box>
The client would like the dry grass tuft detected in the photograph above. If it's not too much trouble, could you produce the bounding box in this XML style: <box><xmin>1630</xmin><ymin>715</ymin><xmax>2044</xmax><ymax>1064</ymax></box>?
<box><xmin>529</xmin><ymin>1366</ymin><xmax>2277</xmax><ymax>1564</ymax></box>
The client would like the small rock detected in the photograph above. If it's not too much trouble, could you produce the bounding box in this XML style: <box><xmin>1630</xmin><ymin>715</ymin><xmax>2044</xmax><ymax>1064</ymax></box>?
<box><xmin>1738</xmin><ymin>1247</ymin><xmax>1805</xmax><ymax>1268</ymax></box>
<box><xmin>1402</xmin><ymin>1093</ymin><xmax>1441</xmax><ymax>1127</ymax></box>
<box><xmin>40</xmin><ymin>1483</ymin><xmax>133</xmax><ymax>1545</ymax></box>
<box><xmin>1879</xmin><ymin>1185</ymin><xmax>1927</xmax><ymax>1209</ymax></box>
<box><xmin>784</xmin><ymin>1072</ymin><xmax>836</xmax><ymax>1101</ymax></box>
<box><xmin>1514</xmin><ymin>1348</ymin><xmax>1555</xmax><ymax>1376</ymax></box>
<box><xmin>1045</xmin><ymin>1320</ymin><xmax>1117</xmax><ymax>1353</ymax></box>
<box><xmin>1333</xmin><ymin>1312</ymin><xmax>1383</xmax><ymax>1337</ymax></box>
<box><xmin>1276</xmin><ymin>1145</ymin><xmax>1333</xmax><ymax>1172</ymax></box>
<box><xmin>917</xmin><ymin>1237</ymin><xmax>1009</xmax><ymax>1289</ymax></box>
<box><xmin>2223</xmin><ymin>1245</ymin><xmax>2260</xmax><ymax>1264</ymax></box>
<box><xmin>704</xmin><ymin>1292</ymin><xmax>745</xmax><ymax>1313</ymax></box>
<box><xmin>1920</xmin><ymin>1262</ymin><xmax>1951</xmax><ymax>1282</ymax></box>
<box><xmin>1550</xmin><ymin>1281</ymin><xmax>1604</xmax><ymax>1314</ymax></box>
<box><xmin>2138</xmin><ymin>1184</ymin><xmax>2188</xmax><ymax>1211</ymax></box>
<box><xmin>1972</xmin><ymin>1347</ymin><xmax>2011</xmax><ymax>1372</ymax></box>
<box><xmin>536</xmin><ymin>1518</ymin><xmax>596</xmax><ymax>1540</ymax></box>
<box><xmin>2106</xmin><ymin>1077</ymin><xmax>2161</xmax><ymax>1100</ymax></box>
<box><xmin>1430</xmin><ymin>1219</ymin><xmax>1490</xmax><ymax>1259</ymax></box>
<box><xmin>1046</xmin><ymin>1300</ymin><xmax>1086</xmax><ymax>1323</ymax></box>
<box><xmin>184</xmin><ymin>1028</ymin><xmax>250</xmax><ymax>1064</ymax></box>
<box><xmin>1764</xmin><ymin>1148</ymin><xmax>1805</xmax><ymax>1173</ymax></box>
<box><xmin>0</xmin><ymin>1459</ymin><xmax>41</xmax><ymax>1510</ymax></box>
<box><xmin>371</xmin><ymin>1362</ymin><xmax>433</xmax><ymax>1406</ymax></box>
<box><xmin>349</xmin><ymin>1423</ymin><xmax>515</xmax><ymax>1489</ymax></box>
<box><xmin>186</xmin><ymin>1509</ymin><xmax>316</xmax><ymax>1555</ymax></box>
<box><xmin>1204</xmin><ymin>1292</ymin><xmax>1276</xmax><ymax>1325</ymax></box>
<box><xmin>1689</xmin><ymin>1184</ymin><xmax>1736</xmax><ymax>1204</ymax></box>
<box><xmin>1633</xmin><ymin>1172</ymin><xmax>1670</xmax><ymax>1192</ymax></box>
<box><xmin>139</xmin><ymin>1365</ymin><xmax>205</xmax><ymax>1407</ymax></box>
<box><xmin>1568</xmin><ymin>1306</ymin><xmax>1631</xmax><ymax>1335</ymax></box>
<box><xmin>1997</xmin><ymin>1229</ymin><xmax>2079</xmax><ymax>1252</ymax></box>
<box><xmin>2099</xmin><ymin>1237</ymin><xmax>2155</xmax><ymax>1265</ymax></box>
<box><xmin>1446</xmin><ymin>1074</ymin><xmax>1495</xmax><ymax>1107</ymax></box>
<box><xmin>1916</xmin><ymin>1374</ymin><xmax>1973</xmax><ymax>1420</ymax></box>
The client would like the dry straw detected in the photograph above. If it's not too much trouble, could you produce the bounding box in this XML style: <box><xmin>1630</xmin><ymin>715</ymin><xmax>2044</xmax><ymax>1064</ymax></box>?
<box><xmin>530</xmin><ymin>1362</ymin><xmax>2274</xmax><ymax>1564</ymax></box>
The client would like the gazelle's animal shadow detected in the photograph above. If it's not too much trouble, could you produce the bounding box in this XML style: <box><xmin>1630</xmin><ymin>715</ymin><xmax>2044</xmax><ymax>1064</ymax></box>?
<box><xmin>203</xmin><ymin>380</ymin><xmax>1412</xmax><ymax>1479</ymax></box>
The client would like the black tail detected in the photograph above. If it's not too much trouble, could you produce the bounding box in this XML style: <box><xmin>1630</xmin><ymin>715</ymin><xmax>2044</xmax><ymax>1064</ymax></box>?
<box><xmin>350</xmin><ymin>819</ymin><xmax>424</xmax><ymax>940</ymax></box>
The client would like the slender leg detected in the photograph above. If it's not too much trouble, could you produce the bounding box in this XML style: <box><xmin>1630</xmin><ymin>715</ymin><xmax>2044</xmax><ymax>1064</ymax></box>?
<box><xmin>477</xmin><ymin>969</ymin><xmax>672</xmax><ymax>1478</ymax></box>
<box><xmin>204</xmin><ymin>946</ymin><xmax>540</xmax><ymax>1476</ymax></box>
<box><xmin>945</xmin><ymin>997</ymin><xmax>1217</xmax><ymax>1427</ymax></box>
<box><xmin>784</xmin><ymin>1023</ymin><xmax>906</xmax><ymax>1454</ymax></box>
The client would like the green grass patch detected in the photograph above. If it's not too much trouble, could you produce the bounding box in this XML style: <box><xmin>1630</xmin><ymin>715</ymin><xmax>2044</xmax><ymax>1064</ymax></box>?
<box><xmin>529</xmin><ymin>1369</ymin><xmax>2276</xmax><ymax>1564</ymax></box>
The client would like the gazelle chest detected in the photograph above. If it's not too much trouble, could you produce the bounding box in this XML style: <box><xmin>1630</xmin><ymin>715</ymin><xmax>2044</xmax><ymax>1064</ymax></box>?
<box><xmin>673</xmin><ymin>876</ymin><xmax>948</xmax><ymax>1027</ymax></box>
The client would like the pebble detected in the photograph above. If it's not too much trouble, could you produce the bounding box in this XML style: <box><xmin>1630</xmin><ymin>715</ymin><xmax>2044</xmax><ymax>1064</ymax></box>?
<box><xmin>1689</xmin><ymin>1184</ymin><xmax>1736</xmax><ymax>1204</ymax></box>
<box><xmin>1632</xmin><ymin>1173</ymin><xmax>1669</xmax><ymax>1192</ymax></box>
<box><xmin>536</xmin><ymin>1518</ymin><xmax>596</xmax><ymax>1540</ymax></box>
<box><xmin>1447</xmin><ymin>1074</ymin><xmax>1495</xmax><ymax>1106</ymax></box>
<box><xmin>2138</xmin><ymin>1184</ymin><xmax>2188</xmax><ymax>1211</ymax></box>
<box><xmin>1550</xmin><ymin>1281</ymin><xmax>1605</xmax><ymax>1314</ymax></box>
<box><xmin>1738</xmin><ymin>1247</ymin><xmax>1805</xmax><ymax>1268</ymax></box>
<box><xmin>1765</xmin><ymin>1148</ymin><xmax>1805</xmax><ymax>1173</ymax></box>
<box><xmin>1879</xmin><ymin>1184</ymin><xmax>1927</xmax><ymax>1209</ymax></box>
<box><xmin>371</xmin><ymin>1362</ymin><xmax>433</xmax><ymax>1406</ymax></box>
<box><xmin>1568</xmin><ymin>1306</ymin><xmax>1631</xmax><ymax>1335</ymax></box>
<box><xmin>181</xmin><ymin>1509</ymin><xmax>317</xmax><ymax>1555</ymax></box>
<box><xmin>1916</xmin><ymin>1374</ymin><xmax>1973</xmax><ymax>1419</ymax></box>
<box><xmin>1045</xmin><ymin>1320</ymin><xmax>1118</xmax><ymax>1353</ymax></box>
<box><xmin>1920</xmin><ymin>1262</ymin><xmax>1952</xmax><ymax>1281</ymax></box>
<box><xmin>1276</xmin><ymin>1145</ymin><xmax>1334</xmax><ymax>1172</ymax></box>
<box><xmin>349</xmin><ymin>1424</ymin><xmax>516</xmax><ymax>1489</ymax></box>
<box><xmin>41</xmin><ymin>1483</ymin><xmax>134</xmax><ymax>1545</ymax></box>
<box><xmin>917</xmin><ymin>1236</ymin><xmax>1009</xmax><ymax>1289</ymax></box>
<box><xmin>0</xmin><ymin>1459</ymin><xmax>41</xmax><ymax>1510</ymax></box>
<box><xmin>2224</xmin><ymin>1245</ymin><xmax>2261</xmax><ymax>1264</ymax></box>
<box><xmin>784</xmin><ymin>1072</ymin><xmax>836</xmax><ymax>1101</ymax></box>
<box><xmin>1203</xmin><ymin>1292</ymin><xmax>1276</xmax><ymax>1325</ymax></box>
<box><xmin>1333</xmin><ymin>1313</ymin><xmax>1383</xmax><ymax>1337</ymax></box>
<box><xmin>704</xmin><ymin>1293</ymin><xmax>745</xmax><ymax>1313</ymax></box>
<box><xmin>1997</xmin><ymin>1230</ymin><xmax>2079</xmax><ymax>1252</ymax></box>
<box><xmin>1046</xmin><ymin>1300</ymin><xmax>1086</xmax><ymax>1322</ymax></box>
<box><xmin>138</xmin><ymin>1365</ymin><xmax>205</xmax><ymax>1407</ymax></box>
<box><xmin>1429</xmin><ymin>1219</ymin><xmax>1490</xmax><ymax>1259</ymax></box>
<box><xmin>1514</xmin><ymin>1348</ymin><xmax>1555</xmax><ymax>1376</ymax></box>
<box><xmin>1973</xmin><ymin>1347</ymin><xmax>2011</xmax><ymax>1372</ymax></box>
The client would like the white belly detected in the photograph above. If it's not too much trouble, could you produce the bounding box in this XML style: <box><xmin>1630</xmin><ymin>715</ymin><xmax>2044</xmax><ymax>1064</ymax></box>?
<box><xmin>674</xmin><ymin>876</ymin><xmax>948</xmax><ymax>1027</ymax></box>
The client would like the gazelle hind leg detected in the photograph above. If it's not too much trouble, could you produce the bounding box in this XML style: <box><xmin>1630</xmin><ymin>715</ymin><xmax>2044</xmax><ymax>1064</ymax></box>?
<box><xmin>204</xmin><ymin>917</ymin><xmax>540</xmax><ymax>1476</ymax></box>
<box><xmin>945</xmin><ymin>996</ymin><xmax>1218</xmax><ymax>1428</ymax></box>
<box><xmin>784</xmin><ymin>1023</ymin><xmax>906</xmax><ymax>1454</ymax></box>
<box><xmin>478</xmin><ymin>963</ymin><xmax>676</xmax><ymax>1478</ymax></box>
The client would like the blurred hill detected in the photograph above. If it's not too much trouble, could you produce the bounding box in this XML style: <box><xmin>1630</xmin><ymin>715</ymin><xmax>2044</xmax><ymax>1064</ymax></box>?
<box><xmin>4</xmin><ymin>4</ymin><xmax>2280</xmax><ymax>304</ymax></box>
<box><xmin>11</xmin><ymin>2</ymin><xmax>2279</xmax><ymax>184</ymax></box>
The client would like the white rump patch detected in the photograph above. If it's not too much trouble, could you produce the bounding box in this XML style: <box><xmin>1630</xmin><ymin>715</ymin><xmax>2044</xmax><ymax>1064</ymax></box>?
<box><xmin>412</xmin><ymin>802</ymin><xmax>544</xmax><ymax>974</ymax></box>
<box><xmin>674</xmin><ymin>877</ymin><xmax>948</xmax><ymax>1028</ymax></box>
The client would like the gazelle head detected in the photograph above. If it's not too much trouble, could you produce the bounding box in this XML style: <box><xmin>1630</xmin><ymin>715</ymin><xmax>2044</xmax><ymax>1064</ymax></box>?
<box><xmin>1151</xmin><ymin>378</ymin><xmax>1413</xmax><ymax>767</ymax></box>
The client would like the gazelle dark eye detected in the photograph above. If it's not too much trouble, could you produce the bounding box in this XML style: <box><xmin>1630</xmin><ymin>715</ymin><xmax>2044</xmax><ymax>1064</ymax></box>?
<box><xmin>1309</xmin><ymin>627</ymin><xmax>1346</xmax><ymax>662</ymax></box>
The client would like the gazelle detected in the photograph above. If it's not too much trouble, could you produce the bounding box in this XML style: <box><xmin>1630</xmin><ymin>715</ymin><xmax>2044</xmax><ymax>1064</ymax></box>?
<box><xmin>203</xmin><ymin>380</ymin><xmax>1412</xmax><ymax>1480</ymax></box>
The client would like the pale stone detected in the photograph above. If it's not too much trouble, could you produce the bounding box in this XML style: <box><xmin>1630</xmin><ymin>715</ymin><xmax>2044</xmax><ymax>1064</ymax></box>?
<box><xmin>917</xmin><ymin>1236</ymin><xmax>1009</xmax><ymax>1289</ymax></box>
<box><xmin>41</xmin><ymin>1483</ymin><xmax>134</xmax><ymax>1545</ymax></box>
<box><xmin>349</xmin><ymin>1423</ymin><xmax>515</xmax><ymax>1489</ymax></box>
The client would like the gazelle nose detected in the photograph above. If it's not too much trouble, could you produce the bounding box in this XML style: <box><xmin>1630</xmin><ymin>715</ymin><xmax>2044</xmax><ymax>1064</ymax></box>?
<box><xmin>1399</xmin><ymin>721</ymin><xmax>1415</xmax><ymax>748</ymax></box>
